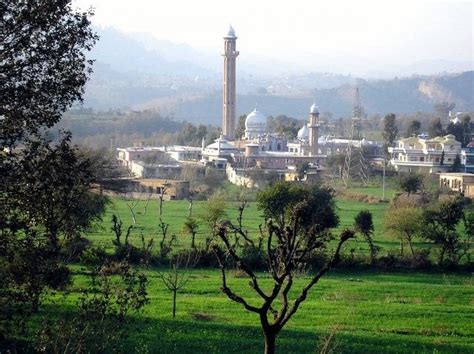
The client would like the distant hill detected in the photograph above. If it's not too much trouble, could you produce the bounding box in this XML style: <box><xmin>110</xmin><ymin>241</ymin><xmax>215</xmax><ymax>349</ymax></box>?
<box><xmin>82</xmin><ymin>28</ymin><xmax>473</xmax><ymax>121</ymax></box>
<box><xmin>126</xmin><ymin>72</ymin><xmax>474</xmax><ymax>125</ymax></box>
<box><xmin>90</xmin><ymin>27</ymin><xmax>212</xmax><ymax>76</ymax></box>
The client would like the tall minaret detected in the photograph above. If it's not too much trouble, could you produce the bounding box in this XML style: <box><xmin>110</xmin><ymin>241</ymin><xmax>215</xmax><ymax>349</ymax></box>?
<box><xmin>308</xmin><ymin>102</ymin><xmax>320</xmax><ymax>157</ymax></box>
<box><xmin>222</xmin><ymin>25</ymin><xmax>239</xmax><ymax>140</ymax></box>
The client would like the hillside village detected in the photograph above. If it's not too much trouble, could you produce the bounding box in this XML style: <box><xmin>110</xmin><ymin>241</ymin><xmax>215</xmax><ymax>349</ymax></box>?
<box><xmin>2</xmin><ymin>2</ymin><xmax>473</xmax><ymax>353</ymax></box>
<box><xmin>115</xmin><ymin>27</ymin><xmax>474</xmax><ymax>199</ymax></box>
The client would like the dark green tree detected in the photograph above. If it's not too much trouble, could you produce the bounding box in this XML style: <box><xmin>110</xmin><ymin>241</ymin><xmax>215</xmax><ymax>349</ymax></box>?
<box><xmin>397</xmin><ymin>173</ymin><xmax>423</xmax><ymax>196</ymax></box>
<box><xmin>0</xmin><ymin>0</ymin><xmax>101</xmax><ymax>344</ymax></box>
<box><xmin>296</xmin><ymin>162</ymin><xmax>310</xmax><ymax>181</ymax></box>
<box><xmin>461</xmin><ymin>115</ymin><xmax>473</xmax><ymax>146</ymax></box>
<box><xmin>196</xmin><ymin>124</ymin><xmax>208</xmax><ymax>142</ymax></box>
<box><xmin>428</xmin><ymin>118</ymin><xmax>444</xmax><ymax>138</ymax></box>
<box><xmin>421</xmin><ymin>197</ymin><xmax>470</xmax><ymax>265</ymax></box>
<box><xmin>446</xmin><ymin>122</ymin><xmax>464</xmax><ymax>144</ymax></box>
<box><xmin>382</xmin><ymin>113</ymin><xmax>399</xmax><ymax>152</ymax></box>
<box><xmin>176</xmin><ymin>123</ymin><xmax>198</xmax><ymax>146</ymax></box>
<box><xmin>447</xmin><ymin>115</ymin><xmax>473</xmax><ymax>147</ymax></box>
<box><xmin>235</xmin><ymin>114</ymin><xmax>247</xmax><ymax>139</ymax></box>
<box><xmin>354</xmin><ymin>210</ymin><xmax>377</xmax><ymax>264</ymax></box>
<box><xmin>267</xmin><ymin>115</ymin><xmax>300</xmax><ymax>139</ymax></box>
<box><xmin>212</xmin><ymin>182</ymin><xmax>353</xmax><ymax>354</ymax></box>
<box><xmin>405</xmin><ymin>120</ymin><xmax>421</xmax><ymax>137</ymax></box>
<box><xmin>182</xmin><ymin>217</ymin><xmax>200</xmax><ymax>249</ymax></box>
<box><xmin>450</xmin><ymin>154</ymin><xmax>462</xmax><ymax>172</ymax></box>
<box><xmin>1</xmin><ymin>0</ymin><xmax>97</xmax><ymax>147</ymax></box>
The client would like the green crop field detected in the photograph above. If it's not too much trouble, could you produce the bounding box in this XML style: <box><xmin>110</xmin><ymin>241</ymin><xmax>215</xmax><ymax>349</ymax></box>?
<box><xmin>43</xmin><ymin>267</ymin><xmax>473</xmax><ymax>353</ymax></box>
<box><xmin>29</xmin><ymin>184</ymin><xmax>471</xmax><ymax>353</ymax></box>
<box><xmin>87</xmin><ymin>192</ymin><xmax>399</xmax><ymax>254</ymax></box>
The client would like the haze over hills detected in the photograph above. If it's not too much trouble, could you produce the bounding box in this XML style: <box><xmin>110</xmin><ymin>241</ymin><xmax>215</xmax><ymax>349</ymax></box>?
<box><xmin>82</xmin><ymin>27</ymin><xmax>474</xmax><ymax>122</ymax></box>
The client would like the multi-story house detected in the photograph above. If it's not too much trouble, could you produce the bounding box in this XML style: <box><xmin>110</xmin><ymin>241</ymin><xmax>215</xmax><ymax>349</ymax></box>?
<box><xmin>388</xmin><ymin>134</ymin><xmax>462</xmax><ymax>173</ymax></box>
<box><xmin>461</xmin><ymin>143</ymin><xmax>474</xmax><ymax>173</ymax></box>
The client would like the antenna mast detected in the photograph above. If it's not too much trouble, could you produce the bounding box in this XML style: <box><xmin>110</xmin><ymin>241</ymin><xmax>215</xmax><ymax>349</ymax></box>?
<box><xmin>342</xmin><ymin>88</ymin><xmax>369</xmax><ymax>188</ymax></box>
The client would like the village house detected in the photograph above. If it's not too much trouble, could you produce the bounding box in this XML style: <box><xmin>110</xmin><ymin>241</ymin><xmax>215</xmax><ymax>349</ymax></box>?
<box><xmin>439</xmin><ymin>172</ymin><xmax>474</xmax><ymax>197</ymax></box>
<box><xmin>389</xmin><ymin>135</ymin><xmax>462</xmax><ymax>173</ymax></box>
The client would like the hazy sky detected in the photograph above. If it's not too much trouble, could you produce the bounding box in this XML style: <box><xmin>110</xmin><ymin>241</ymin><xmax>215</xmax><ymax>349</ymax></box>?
<box><xmin>74</xmin><ymin>0</ymin><xmax>473</xmax><ymax>75</ymax></box>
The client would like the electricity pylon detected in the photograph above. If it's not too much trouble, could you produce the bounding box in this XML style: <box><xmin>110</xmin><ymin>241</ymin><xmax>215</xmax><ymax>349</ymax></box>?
<box><xmin>342</xmin><ymin>88</ymin><xmax>369</xmax><ymax>188</ymax></box>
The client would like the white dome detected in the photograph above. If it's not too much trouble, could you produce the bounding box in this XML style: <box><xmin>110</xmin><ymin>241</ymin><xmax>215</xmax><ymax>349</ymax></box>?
<box><xmin>245</xmin><ymin>109</ymin><xmax>266</xmax><ymax>129</ymax></box>
<box><xmin>297</xmin><ymin>125</ymin><xmax>309</xmax><ymax>140</ymax></box>
<box><xmin>244</xmin><ymin>109</ymin><xmax>267</xmax><ymax>139</ymax></box>
<box><xmin>310</xmin><ymin>103</ymin><xmax>319</xmax><ymax>114</ymax></box>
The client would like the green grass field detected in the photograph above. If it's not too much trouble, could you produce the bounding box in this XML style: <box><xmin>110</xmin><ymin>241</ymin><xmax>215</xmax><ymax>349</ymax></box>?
<box><xmin>45</xmin><ymin>267</ymin><xmax>473</xmax><ymax>353</ymax></box>
<box><xmin>43</xmin><ymin>186</ymin><xmax>472</xmax><ymax>353</ymax></box>
<box><xmin>87</xmin><ymin>192</ymin><xmax>398</xmax><ymax>254</ymax></box>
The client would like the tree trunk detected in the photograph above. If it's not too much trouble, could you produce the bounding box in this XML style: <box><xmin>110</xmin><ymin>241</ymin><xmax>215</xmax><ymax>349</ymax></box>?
<box><xmin>31</xmin><ymin>294</ymin><xmax>40</xmax><ymax>312</ymax></box>
<box><xmin>438</xmin><ymin>247</ymin><xmax>446</xmax><ymax>266</ymax></box>
<box><xmin>191</xmin><ymin>233</ymin><xmax>196</xmax><ymax>249</ymax></box>
<box><xmin>264</xmin><ymin>331</ymin><xmax>276</xmax><ymax>354</ymax></box>
<box><xmin>172</xmin><ymin>289</ymin><xmax>177</xmax><ymax>318</ymax></box>
<box><xmin>407</xmin><ymin>239</ymin><xmax>415</xmax><ymax>262</ymax></box>
<box><xmin>400</xmin><ymin>240</ymin><xmax>404</xmax><ymax>256</ymax></box>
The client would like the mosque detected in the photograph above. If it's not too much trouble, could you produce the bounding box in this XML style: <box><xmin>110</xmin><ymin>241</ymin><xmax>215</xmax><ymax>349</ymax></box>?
<box><xmin>201</xmin><ymin>26</ymin><xmax>328</xmax><ymax>173</ymax></box>
<box><xmin>118</xmin><ymin>26</ymin><xmax>382</xmax><ymax>186</ymax></box>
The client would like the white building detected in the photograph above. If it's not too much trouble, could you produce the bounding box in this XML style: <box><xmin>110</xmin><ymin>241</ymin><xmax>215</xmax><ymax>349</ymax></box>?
<box><xmin>129</xmin><ymin>161</ymin><xmax>182</xmax><ymax>179</ymax></box>
<box><xmin>201</xmin><ymin>135</ymin><xmax>242</xmax><ymax>167</ymax></box>
<box><xmin>389</xmin><ymin>134</ymin><xmax>462</xmax><ymax>173</ymax></box>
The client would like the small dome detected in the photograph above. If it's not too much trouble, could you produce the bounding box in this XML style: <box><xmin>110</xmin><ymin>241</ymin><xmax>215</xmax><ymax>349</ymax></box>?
<box><xmin>226</xmin><ymin>25</ymin><xmax>236</xmax><ymax>38</ymax></box>
<box><xmin>206</xmin><ymin>136</ymin><xmax>237</xmax><ymax>150</ymax></box>
<box><xmin>310</xmin><ymin>103</ymin><xmax>319</xmax><ymax>114</ymax></box>
<box><xmin>297</xmin><ymin>125</ymin><xmax>309</xmax><ymax>140</ymax></box>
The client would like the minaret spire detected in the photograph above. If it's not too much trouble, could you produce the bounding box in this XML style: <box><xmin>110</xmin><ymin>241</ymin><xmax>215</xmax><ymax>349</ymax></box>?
<box><xmin>308</xmin><ymin>101</ymin><xmax>320</xmax><ymax>157</ymax></box>
<box><xmin>222</xmin><ymin>25</ymin><xmax>239</xmax><ymax>140</ymax></box>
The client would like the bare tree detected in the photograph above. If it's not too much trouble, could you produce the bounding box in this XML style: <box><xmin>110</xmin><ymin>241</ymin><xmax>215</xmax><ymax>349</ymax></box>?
<box><xmin>126</xmin><ymin>198</ymin><xmax>139</xmax><ymax>225</ymax></box>
<box><xmin>211</xmin><ymin>182</ymin><xmax>354</xmax><ymax>354</ymax></box>
<box><xmin>182</xmin><ymin>217</ymin><xmax>200</xmax><ymax>249</ymax></box>
<box><xmin>142</xmin><ymin>192</ymin><xmax>153</xmax><ymax>215</ymax></box>
<box><xmin>157</xmin><ymin>252</ymin><xmax>199</xmax><ymax>318</ymax></box>
<box><xmin>111</xmin><ymin>214</ymin><xmax>133</xmax><ymax>247</ymax></box>
<box><xmin>158</xmin><ymin>181</ymin><xmax>171</xmax><ymax>217</ymax></box>
<box><xmin>158</xmin><ymin>219</ymin><xmax>175</xmax><ymax>260</ymax></box>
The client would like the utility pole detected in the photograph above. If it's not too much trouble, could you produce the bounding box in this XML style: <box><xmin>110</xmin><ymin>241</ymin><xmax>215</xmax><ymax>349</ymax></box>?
<box><xmin>382</xmin><ymin>157</ymin><xmax>386</xmax><ymax>201</ymax></box>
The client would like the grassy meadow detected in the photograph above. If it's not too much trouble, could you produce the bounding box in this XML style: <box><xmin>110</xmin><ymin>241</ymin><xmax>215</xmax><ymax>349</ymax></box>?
<box><xmin>44</xmin><ymin>267</ymin><xmax>473</xmax><ymax>353</ymax></box>
<box><xmin>87</xmin><ymin>184</ymin><xmax>398</xmax><ymax>254</ymax></box>
<box><xmin>40</xmin><ymin>183</ymin><xmax>472</xmax><ymax>353</ymax></box>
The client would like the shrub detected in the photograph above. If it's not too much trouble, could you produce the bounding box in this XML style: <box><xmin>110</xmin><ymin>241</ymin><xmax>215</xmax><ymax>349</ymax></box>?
<box><xmin>61</xmin><ymin>236</ymin><xmax>91</xmax><ymax>261</ymax></box>
<box><xmin>239</xmin><ymin>244</ymin><xmax>266</xmax><ymax>270</ymax></box>
<box><xmin>36</xmin><ymin>261</ymin><xmax>148</xmax><ymax>353</ymax></box>
<box><xmin>172</xmin><ymin>249</ymin><xmax>222</xmax><ymax>268</ymax></box>
<box><xmin>80</xmin><ymin>245</ymin><xmax>108</xmax><ymax>266</ymax></box>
